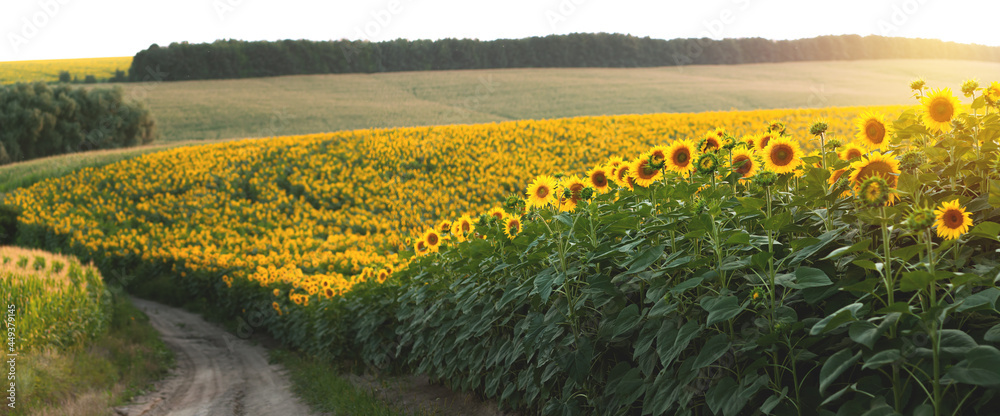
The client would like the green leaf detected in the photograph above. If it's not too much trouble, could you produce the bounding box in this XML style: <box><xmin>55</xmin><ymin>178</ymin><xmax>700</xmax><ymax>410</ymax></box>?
<box><xmin>670</xmin><ymin>276</ymin><xmax>703</xmax><ymax>295</ymax></box>
<box><xmin>626</xmin><ymin>244</ymin><xmax>665</xmax><ymax>275</ymax></box>
<box><xmin>985</xmin><ymin>324</ymin><xmax>1000</xmax><ymax>343</ymax></box>
<box><xmin>820</xmin><ymin>348</ymin><xmax>861</xmax><ymax>395</ymax></box>
<box><xmin>862</xmin><ymin>349</ymin><xmax>900</xmax><ymax>370</ymax></box>
<box><xmin>611</xmin><ymin>304</ymin><xmax>641</xmax><ymax>339</ymax></box>
<box><xmin>900</xmin><ymin>270</ymin><xmax>936</xmax><ymax>292</ymax></box>
<box><xmin>760</xmin><ymin>387</ymin><xmax>787</xmax><ymax>414</ymax></box>
<box><xmin>940</xmin><ymin>329</ymin><xmax>978</xmax><ymax>357</ymax></box>
<box><xmin>970</xmin><ymin>221</ymin><xmax>1000</xmax><ymax>242</ymax></box>
<box><xmin>945</xmin><ymin>346</ymin><xmax>1000</xmax><ymax>387</ymax></box>
<box><xmin>779</xmin><ymin>267</ymin><xmax>833</xmax><ymax>289</ymax></box>
<box><xmin>659</xmin><ymin>320</ymin><xmax>702</xmax><ymax>367</ymax></box>
<box><xmin>763</xmin><ymin>211</ymin><xmax>792</xmax><ymax>231</ymax></box>
<box><xmin>957</xmin><ymin>287</ymin><xmax>1000</xmax><ymax>313</ymax></box>
<box><xmin>787</xmin><ymin>229</ymin><xmax>841</xmax><ymax>265</ymax></box>
<box><xmin>705</xmin><ymin>377</ymin><xmax>738</xmax><ymax>415</ymax></box>
<box><xmin>701</xmin><ymin>295</ymin><xmax>744</xmax><ymax>326</ymax></box>
<box><xmin>692</xmin><ymin>334</ymin><xmax>730</xmax><ymax>370</ymax></box>
<box><xmin>532</xmin><ymin>267</ymin><xmax>558</xmax><ymax>302</ymax></box>
<box><xmin>821</xmin><ymin>240</ymin><xmax>871</xmax><ymax>260</ymax></box>
<box><xmin>724</xmin><ymin>231</ymin><xmax>751</xmax><ymax>246</ymax></box>
<box><xmin>811</xmin><ymin>303</ymin><xmax>864</xmax><ymax>335</ymax></box>
<box><xmin>848</xmin><ymin>321</ymin><xmax>881</xmax><ymax>349</ymax></box>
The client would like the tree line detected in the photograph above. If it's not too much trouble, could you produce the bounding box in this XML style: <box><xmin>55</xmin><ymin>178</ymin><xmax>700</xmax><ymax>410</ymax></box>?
<box><xmin>128</xmin><ymin>33</ymin><xmax>1000</xmax><ymax>82</ymax></box>
<box><xmin>0</xmin><ymin>83</ymin><xmax>156</xmax><ymax>165</ymax></box>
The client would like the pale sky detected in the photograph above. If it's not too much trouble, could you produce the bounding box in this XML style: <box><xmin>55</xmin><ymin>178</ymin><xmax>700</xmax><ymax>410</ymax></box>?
<box><xmin>2</xmin><ymin>0</ymin><xmax>998</xmax><ymax>61</ymax></box>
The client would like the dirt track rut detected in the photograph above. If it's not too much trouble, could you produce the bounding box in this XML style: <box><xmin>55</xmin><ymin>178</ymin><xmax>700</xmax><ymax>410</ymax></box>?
<box><xmin>117</xmin><ymin>297</ymin><xmax>315</xmax><ymax>416</ymax></box>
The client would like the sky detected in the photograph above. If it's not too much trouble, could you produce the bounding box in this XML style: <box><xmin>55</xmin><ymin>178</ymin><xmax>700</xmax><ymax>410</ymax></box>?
<box><xmin>2</xmin><ymin>0</ymin><xmax>998</xmax><ymax>61</ymax></box>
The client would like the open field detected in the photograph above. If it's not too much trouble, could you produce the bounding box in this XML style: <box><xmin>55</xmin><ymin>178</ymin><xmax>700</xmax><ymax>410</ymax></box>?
<box><xmin>103</xmin><ymin>58</ymin><xmax>1000</xmax><ymax>142</ymax></box>
<box><xmin>0</xmin><ymin>57</ymin><xmax>132</xmax><ymax>84</ymax></box>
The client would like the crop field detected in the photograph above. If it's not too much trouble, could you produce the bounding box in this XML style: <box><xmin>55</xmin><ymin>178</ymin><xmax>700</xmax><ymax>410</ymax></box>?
<box><xmin>0</xmin><ymin>56</ymin><xmax>132</xmax><ymax>84</ymax></box>
<box><xmin>4</xmin><ymin>62</ymin><xmax>1000</xmax><ymax>414</ymax></box>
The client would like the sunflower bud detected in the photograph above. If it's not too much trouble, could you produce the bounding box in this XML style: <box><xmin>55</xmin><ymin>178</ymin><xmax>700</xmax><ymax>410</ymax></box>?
<box><xmin>750</xmin><ymin>288</ymin><xmax>765</xmax><ymax>304</ymax></box>
<box><xmin>961</xmin><ymin>78</ymin><xmax>979</xmax><ymax>97</ymax></box>
<box><xmin>580</xmin><ymin>187</ymin><xmax>595</xmax><ymax>200</ymax></box>
<box><xmin>753</xmin><ymin>171</ymin><xmax>778</xmax><ymax>187</ymax></box>
<box><xmin>767</xmin><ymin>120</ymin><xmax>787</xmax><ymax>136</ymax></box>
<box><xmin>825</xmin><ymin>138</ymin><xmax>842</xmax><ymax>149</ymax></box>
<box><xmin>905</xmin><ymin>207</ymin><xmax>935</xmax><ymax>231</ymax></box>
<box><xmin>696</xmin><ymin>153</ymin><xmax>719</xmax><ymax>175</ymax></box>
<box><xmin>722</xmin><ymin>134</ymin><xmax>738</xmax><ymax>150</ymax></box>
<box><xmin>477</xmin><ymin>214</ymin><xmax>490</xmax><ymax>226</ymax></box>
<box><xmin>899</xmin><ymin>151</ymin><xmax>925</xmax><ymax>172</ymax></box>
<box><xmin>910</xmin><ymin>78</ymin><xmax>926</xmax><ymax>91</ymax></box>
<box><xmin>809</xmin><ymin>122</ymin><xmax>828</xmax><ymax>136</ymax></box>
<box><xmin>858</xmin><ymin>176</ymin><xmax>890</xmax><ymax>208</ymax></box>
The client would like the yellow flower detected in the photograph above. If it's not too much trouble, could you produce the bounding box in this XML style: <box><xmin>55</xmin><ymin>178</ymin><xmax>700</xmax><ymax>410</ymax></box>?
<box><xmin>436</xmin><ymin>219</ymin><xmax>452</xmax><ymax>235</ymax></box>
<box><xmin>754</xmin><ymin>132</ymin><xmax>777</xmax><ymax>152</ymax></box>
<box><xmin>761</xmin><ymin>136</ymin><xmax>802</xmax><ymax>174</ymax></box>
<box><xmin>854</xmin><ymin>111</ymin><xmax>893</xmax><ymax>151</ymax></box>
<box><xmin>628</xmin><ymin>154</ymin><xmax>663</xmax><ymax>188</ymax></box>
<box><xmin>921</xmin><ymin>88</ymin><xmax>963</xmax><ymax>132</ymax></box>
<box><xmin>613</xmin><ymin>164</ymin><xmax>636</xmax><ymax>191</ymax></box>
<box><xmin>422</xmin><ymin>228</ymin><xmax>441</xmax><ymax>250</ymax></box>
<box><xmin>934</xmin><ymin>199</ymin><xmax>973</xmax><ymax>240</ymax></box>
<box><xmin>838</xmin><ymin>143</ymin><xmax>866</xmax><ymax>161</ymax></box>
<box><xmin>559</xmin><ymin>175</ymin><xmax>588</xmax><ymax>211</ymax></box>
<box><xmin>503</xmin><ymin>215</ymin><xmax>522</xmax><ymax>239</ymax></box>
<box><xmin>848</xmin><ymin>152</ymin><xmax>900</xmax><ymax>205</ymax></box>
<box><xmin>665</xmin><ymin>139</ymin><xmax>697</xmax><ymax>175</ymax></box>
<box><xmin>525</xmin><ymin>175</ymin><xmax>558</xmax><ymax>208</ymax></box>
<box><xmin>729</xmin><ymin>149</ymin><xmax>759</xmax><ymax>180</ymax></box>
<box><xmin>487</xmin><ymin>207</ymin><xmax>506</xmax><ymax>221</ymax></box>
<box><xmin>985</xmin><ymin>82</ymin><xmax>1000</xmax><ymax>105</ymax></box>
<box><xmin>587</xmin><ymin>165</ymin><xmax>612</xmax><ymax>194</ymax></box>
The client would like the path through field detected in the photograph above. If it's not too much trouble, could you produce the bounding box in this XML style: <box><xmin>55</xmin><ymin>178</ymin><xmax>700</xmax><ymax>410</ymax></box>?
<box><xmin>116</xmin><ymin>297</ymin><xmax>316</xmax><ymax>416</ymax></box>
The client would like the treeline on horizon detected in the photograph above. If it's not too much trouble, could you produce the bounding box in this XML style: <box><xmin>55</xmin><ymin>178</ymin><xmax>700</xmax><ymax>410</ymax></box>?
<box><xmin>128</xmin><ymin>33</ymin><xmax>1000</xmax><ymax>82</ymax></box>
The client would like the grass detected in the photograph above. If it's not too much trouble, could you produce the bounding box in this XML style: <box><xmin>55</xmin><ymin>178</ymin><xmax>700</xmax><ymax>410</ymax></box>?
<box><xmin>10</xmin><ymin>290</ymin><xmax>173</xmax><ymax>416</ymax></box>
<box><xmin>0</xmin><ymin>57</ymin><xmax>132</xmax><ymax>85</ymax></box>
<box><xmin>270</xmin><ymin>350</ymin><xmax>431</xmax><ymax>416</ymax></box>
<box><xmin>99</xmin><ymin>58</ymin><xmax>1000</xmax><ymax>142</ymax></box>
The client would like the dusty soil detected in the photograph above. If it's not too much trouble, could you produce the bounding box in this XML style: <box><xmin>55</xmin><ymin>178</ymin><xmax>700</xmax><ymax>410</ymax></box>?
<box><xmin>116</xmin><ymin>297</ymin><xmax>316</xmax><ymax>416</ymax></box>
<box><xmin>348</xmin><ymin>373</ymin><xmax>519</xmax><ymax>416</ymax></box>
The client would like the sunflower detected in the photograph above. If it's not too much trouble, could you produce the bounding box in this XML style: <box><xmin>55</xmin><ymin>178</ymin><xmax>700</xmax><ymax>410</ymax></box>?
<box><xmin>848</xmin><ymin>152</ymin><xmax>900</xmax><ymax>204</ymax></box>
<box><xmin>828</xmin><ymin>168</ymin><xmax>851</xmax><ymax>197</ymax></box>
<box><xmin>525</xmin><ymin>175</ymin><xmax>558</xmax><ymax>208</ymax></box>
<box><xmin>854</xmin><ymin>111</ymin><xmax>893</xmax><ymax>151</ymax></box>
<box><xmin>761</xmin><ymin>136</ymin><xmax>802</xmax><ymax>174</ymax></box>
<box><xmin>437</xmin><ymin>219</ymin><xmax>452</xmax><ymax>235</ymax></box>
<box><xmin>629</xmin><ymin>154</ymin><xmax>663</xmax><ymax>187</ymax></box>
<box><xmin>696</xmin><ymin>153</ymin><xmax>719</xmax><ymax>175</ymax></box>
<box><xmin>754</xmin><ymin>133</ymin><xmax>777</xmax><ymax>151</ymax></box>
<box><xmin>921</xmin><ymin>88</ymin><xmax>964</xmax><ymax>133</ymax></box>
<box><xmin>665</xmin><ymin>139</ymin><xmax>697</xmax><ymax>175</ymax></box>
<box><xmin>838</xmin><ymin>143</ymin><xmax>866</xmax><ymax>161</ymax></box>
<box><xmin>605</xmin><ymin>156</ymin><xmax>627</xmax><ymax>172</ymax></box>
<box><xmin>729</xmin><ymin>149</ymin><xmax>759</xmax><ymax>179</ymax></box>
<box><xmin>858</xmin><ymin>176</ymin><xmax>890</xmax><ymax>208</ymax></box>
<box><xmin>422</xmin><ymin>229</ymin><xmax>442</xmax><ymax>250</ymax></box>
<box><xmin>767</xmin><ymin>120</ymin><xmax>786</xmax><ymax>135</ymax></box>
<box><xmin>414</xmin><ymin>239</ymin><xmax>428</xmax><ymax>255</ymax></box>
<box><xmin>613</xmin><ymin>164</ymin><xmax>635</xmax><ymax>191</ymax></box>
<box><xmin>934</xmin><ymin>199</ymin><xmax>973</xmax><ymax>240</ymax></box>
<box><xmin>741</xmin><ymin>134</ymin><xmax>758</xmax><ymax>149</ymax></box>
<box><xmin>699</xmin><ymin>133</ymin><xmax>722</xmax><ymax>153</ymax></box>
<box><xmin>560</xmin><ymin>175</ymin><xmax>589</xmax><ymax>211</ymax></box>
<box><xmin>985</xmin><ymin>81</ymin><xmax>1000</xmax><ymax>105</ymax></box>
<box><xmin>487</xmin><ymin>207</ymin><xmax>506</xmax><ymax>221</ymax></box>
<box><xmin>451</xmin><ymin>215</ymin><xmax>474</xmax><ymax>241</ymax></box>
<box><xmin>503</xmin><ymin>215</ymin><xmax>522</xmax><ymax>239</ymax></box>
<box><xmin>587</xmin><ymin>165</ymin><xmax>612</xmax><ymax>194</ymax></box>
<box><xmin>647</xmin><ymin>146</ymin><xmax>669</xmax><ymax>167</ymax></box>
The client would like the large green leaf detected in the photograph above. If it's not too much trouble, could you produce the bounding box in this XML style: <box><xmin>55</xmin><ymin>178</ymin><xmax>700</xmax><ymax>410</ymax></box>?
<box><xmin>956</xmin><ymin>287</ymin><xmax>1000</xmax><ymax>313</ymax></box>
<box><xmin>848</xmin><ymin>321</ymin><xmax>880</xmax><ymax>349</ymax></box>
<box><xmin>899</xmin><ymin>270</ymin><xmax>936</xmax><ymax>292</ymax></box>
<box><xmin>776</xmin><ymin>266</ymin><xmax>833</xmax><ymax>289</ymax></box>
<box><xmin>821</xmin><ymin>239</ymin><xmax>871</xmax><ymax>260</ymax></box>
<box><xmin>985</xmin><ymin>323</ymin><xmax>1000</xmax><ymax>343</ymax></box>
<box><xmin>969</xmin><ymin>221</ymin><xmax>1000</xmax><ymax>242</ymax></box>
<box><xmin>611</xmin><ymin>304</ymin><xmax>641</xmax><ymax>339</ymax></box>
<box><xmin>701</xmin><ymin>295</ymin><xmax>744</xmax><ymax>326</ymax></box>
<box><xmin>862</xmin><ymin>349</ymin><xmax>900</xmax><ymax>370</ymax></box>
<box><xmin>820</xmin><ymin>348</ymin><xmax>861</xmax><ymax>394</ymax></box>
<box><xmin>691</xmin><ymin>333</ymin><xmax>730</xmax><ymax>370</ymax></box>
<box><xmin>625</xmin><ymin>244</ymin><xmax>665</xmax><ymax>275</ymax></box>
<box><xmin>945</xmin><ymin>346</ymin><xmax>1000</xmax><ymax>387</ymax></box>
<box><xmin>810</xmin><ymin>303</ymin><xmax>864</xmax><ymax>335</ymax></box>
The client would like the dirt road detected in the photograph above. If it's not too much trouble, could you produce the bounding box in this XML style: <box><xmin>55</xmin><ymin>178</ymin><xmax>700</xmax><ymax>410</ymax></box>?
<box><xmin>117</xmin><ymin>297</ymin><xmax>315</xmax><ymax>416</ymax></box>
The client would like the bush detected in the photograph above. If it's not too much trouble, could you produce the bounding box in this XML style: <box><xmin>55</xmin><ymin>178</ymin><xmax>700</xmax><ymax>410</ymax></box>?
<box><xmin>0</xmin><ymin>82</ymin><xmax>155</xmax><ymax>164</ymax></box>
<box><xmin>58</xmin><ymin>71</ymin><xmax>71</xmax><ymax>83</ymax></box>
<box><xmin>0</xmin><ymin>205</ymin><xmax>17</xmax><ymax>245</ymax></box>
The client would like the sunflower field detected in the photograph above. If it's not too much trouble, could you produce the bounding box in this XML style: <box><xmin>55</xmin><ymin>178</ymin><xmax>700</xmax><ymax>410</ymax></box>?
<box><xmin>3</xmin><ymin>79</ymin><xmax>1000</xmax><ymax>415</ymax></box>
<box><xmin>0</xmin><ymin>57</ymin><xmax>132</xmax><ymax>84</ymax></box>
<box><xmin>0</xmin><ymin>246</ymin><xmax>110</xmax><ymax>352</ymax></box>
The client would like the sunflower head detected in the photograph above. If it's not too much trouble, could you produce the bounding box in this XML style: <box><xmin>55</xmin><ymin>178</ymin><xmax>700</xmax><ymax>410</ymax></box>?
<box><xmin>858</xmin><ymin>176</ymin><xmax>890</xmax><ymax>208</ymax></box>
<box><xmin>761</xmin><ymin>136</ymin><xmax>802</xmax><ymax>174</ymax></box>
<box><xmin>629</xmin><ymin>155</ymin><xmax>663</xmax><ymax>187</ymax></box>
<box><xmin>614</xmin><ymin>165</ymin><xmax>636</xmax><ymax>191</ymax></box>
<box><xmin>698</xmin><ymin>134</ymin><xmax>722</xmax><ymax>153</ymax></box>
<box><xmin>838</xmin><ymin>143</ymin><xmax>866</xmax><ymax>161</ymax></box>
<box><xmin>587</xmin><ymin>165</ymin><xmax>612</xmax><ymax>193</ymax></box>
<box><xmin>751</xmin><ymin>288</ymin><xmax>765</xmax><ymax>303</ymax></box>
<box><xmin>487</xmin><ymin>207</ymin><xmax>506</xmax><ymax>222</ymax></box>
<box><xmin>503</xmin><ymin>215</ymin><xmax>522</xmax><ymax>240</ymax></box>
<box><xmin>767</xmin><ymin>120</ymin><xmax>787</xmax><ymax>136</ymax></box>
<box><xmin>825</xmin><ymin>137</ymin><xmax>843</xmax><ymax>150</ymax></box>
<box><xmin>934</xmin><ymin>199</ymin><xmax>973</xmax><ymax>240</ymax></box>
<box><xmin>560</xmin><ymin>175</ymin><xmax>589</xmax><ymax>210</ymax></box>
<box><xmin>665</xmin><ymin>139</ymin><xmax>697</xmax><ymax>175</ymax></box>
<box><xmin>422</xmin><ymin>229</ymin><xmax>442</xmax><ymax>249</ymax></box>
<box><xmin>985</xmin><ymin>82</ymin><xmax>1000</xmax><ymax>106</ymax></box>
<box><xmin>437</xmin><ymin>219</ymin><xmax>452</xmax><ymax>234</ymax></box>
<box><xmin>729</xmin><ymin>149</ymin><xmax>759</xmax><ymax>180</ymax></box>
<box><xmin>961</xmin><ymin>78</ymin><xmax>980</xmax><ymax>97</ymax></box>
<box><xmin>910</xmin><ymin>78</ymin><xmax>926</xmax><ymax>91</ymax></box>
<box><xmin>905</xmin><ymin>207</ymin><xmax>936</xmax><ymax>231</ymax></box>
<box><xmin>721</xmin><ymin>134</ymin><xmax>738</xmax><ymax>150</ymax></box>
<box><xmin>525</xmin><ymin>175</ymin><xmax>558</xmax><ymax>208</ymax></box>
<box><xmin>921</xmin><ymin>88</ymin><xmax>964</xmax><ymax>133</ymax></box>
<box><xmin>755</xmin><ymin>133</ymin><xmax>777</xmax><ymax>151</ymax></box>
<box><xmin>854</xmin><ymin>111</ymin><xmax>893</xmax><ymax>151</ymax></box>
<box><xmin>899</xmin><ymin>151</ymin><xmax>926</xmax><ymax>172</ymax></box>
<box><xmin>647</xmin><ymin>146</ymin><xmax>669</xmax><ymax>168</ymax></box>
<box><xmin>696</xmin><ymin>153</ymin><xmax>719</xmax><ymax>175</ymax></box>
<box><xmin>753</xmin><ymin>170</ymin><xmax>779</xmax><ymax>188</ymax></box>
<box><xmin>810</xmin><ymin>121</ymin><xmax>829</xmax><ymax>136</ymax></box>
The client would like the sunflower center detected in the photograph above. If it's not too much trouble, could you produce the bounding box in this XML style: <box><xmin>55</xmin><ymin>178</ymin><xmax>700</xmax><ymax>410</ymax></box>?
<box><xmin>673</xmin><ymin>150</ymin><xmax>689</xmax><ymax>165</ymax></box>
<box><xmin>733</xmin><ymin>156</ymin><xmax>752</xmax><ymax>175</ymax></box>
<box><xmin>638</xmin><ymin>162</ymin><xmax>658</xmax><ymax>179</ymax></box>
<box><xmin>771</xmin><ymin>145</ymin><xmax>793</xmax><ymax>166</ymax></box>
<box><xmin>427</xmin><ymin>234</ymin><xmax>439</xmax><ymax>245</ymax></box>
<box><xmin>536</xmin><ymin>186</ymin><xmax>549</xmax><ymax>198</ymax></box>
<box><xmin>847</xmin><ymin>149</ymin><xmax>861</xmax><ymax>160</ymax></box>
<box><xmin>592</xmin><ymin>172</ymin><xmax>607</xmax><ymax>187</ymax></box>
<box><xmin>945</xmin><ymin>210</ymin><xmax>962</xmax><ymax>228</ymax></box>
<box><xmin>930</xmin><ymin>98</ymin><xmax>954</xmax><ymax>122</ymax></box>
<box><xmin>858</xmin><ymin>162</ymin><xmax>897</xmax><ymax>188</ymax></box>
<box><xmin>865</xmin><ymin>120</ymin><xmax>885</xmax><ymax>143</ymax></box>
<box><xmin>760</xmin><ymin>136</ymin><xmax>771</xmax><ymax>149</ymax></box>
